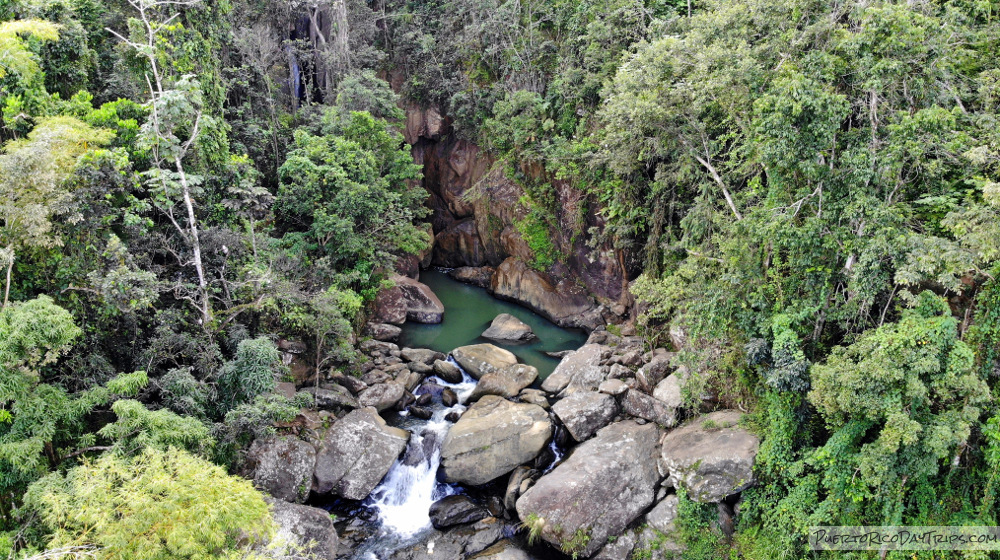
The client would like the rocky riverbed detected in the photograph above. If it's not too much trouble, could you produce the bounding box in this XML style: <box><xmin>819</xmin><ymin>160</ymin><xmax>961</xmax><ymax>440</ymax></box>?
<box><xmin>243</xmin><ymin>323</ymin><xmax>761</xmax><ymax>560</ymax></box>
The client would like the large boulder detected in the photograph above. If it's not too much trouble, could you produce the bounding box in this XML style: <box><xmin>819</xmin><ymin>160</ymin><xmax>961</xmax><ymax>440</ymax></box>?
<box><xmin>270</xmin><ymin>499</ymin><xmax>339</xmax><ymax>560</ymax></box>
<box><xmin>401</xmin><ymin>347</ymin><xmax>445</xmax><ymax>365</ymax></box>
<box><xmin>659</xmin><ymin>411</ymin><xmax>759</xmax><ymax>502</ymax></box>
<box><xmin>302</xmin><ymin>385</ymin><xmax>359</xmax><ymax>411</ymax></box>
<box><xmin>433</xmin><ymin>359</ymin><xmax>464</xmax><ymax>383</ymax></box>
<box><xmin>364</xmin><ymin>322</ymin><xmax>402</xmax><ymax>342</ymax></box>
<box><xmin>551</xmin><ymin>391</ymin><xmax>619</xmax><ymax>442</ymax></box>
<box><xmin>396</xmin><ymin>274</ymin><xmax>446</xmax><ymax>324</ymax></box>
<box><xmin>470</xmin><ymin>363</ymin><xmax>539</xmax><ymax>401</ymax></box>
<box><xmin>622</xmin><ymin>389</ymin><xmax>678</xmax><ymax>428</ymax></box>
<box><xmin>481</xmin><ymin>313</ymin><xmax>536</xmax><ymax>342</ymax></box>
<box><xmin>244</xmin><ymin>436</ymin><xmax>316</xmax><ymax>503</ymax></box>
<box><xmin>358</xmin><ymin>382</ymin><xmax>405</xmax><ymax>412</ymax></box>
<box><xmin>515</xmin><ymin>421</ymin><xmax>662</xmax><ymax>558</ymax></box>
<box><xmin>439</xmin><ymin>396</ymin><xmax>552</xmax><ymax>485</ymax></box>
<box><xmin>313</xmin><ymin>408</ymin><xmax>409</xmax><ymax>499</ymax></box>
<box><xmin>452</xmin><ymin>344</ymin><xmax>518</xmax><ymax>380</ymax></box>
<box><xmin>540</xmin><ymin>344</ymin><xmax>606</xmax><ymax>394</ymax></box>
<box><xmin>490</xmin><ymin>258</ymin><xmax>601</xmax><ymax>330</ymax></box>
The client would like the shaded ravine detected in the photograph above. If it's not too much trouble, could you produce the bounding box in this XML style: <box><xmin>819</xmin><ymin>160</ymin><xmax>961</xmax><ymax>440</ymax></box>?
<box><xmin>399</xmin><ymin>269</ymin><xmax>588</xmax><ymax>378</ymax></box>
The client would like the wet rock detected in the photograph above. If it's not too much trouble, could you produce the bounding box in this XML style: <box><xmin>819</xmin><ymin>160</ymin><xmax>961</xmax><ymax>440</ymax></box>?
<box><xmin>452</xmin><ymin>344</ymin><xmax>518</xmax><ymax>380</ymax></box>
<box><xmin>622</xmin><ymin>389</ymin><xmax>678</xmax><ymax>428</ymax></box>
<box><xmin>504</xmin><ymin>466</ymin><xmax>536</xmax><ymax>513</ymax></box>
<box><xmin>491</xmin><ymin>258</ymin><xmax>601</xmax><ymax>330</ymax></box>
<box><xmin>449</xmin><ymin>266</ymin><xmax>495</xmax><ymax>288</ymax></box>
<box><xmin>481</xmin><ymin>313</ymin><xmax>536</xmax><ymax>342</ymax></box>
<box><xmin>396</xmin><ymin>391</ymin><xmax>416</xmax><ymax>412</ymax></box>
<box><xmin>540</xmin><ymin>344</ymin><xmax>606</xmax><ymax>394</ymax></box>
<box><xmin>270</xmin><ymin>499</ymin><xmax>339</xmax><ymax>560</ymax></box>
<box><xmin>402</xmin><ymin>347</ymin><xmax>445</xmax><ymax>365</ymax></box>
<box><xmin>244</xmin><ymin>436</ymin><xmax>316</xmax><ymax>503</ymax></box>
<box><xmin>442</xmin><ymin>388</ymin><xmax>458</xmax><ymax>407</ymax></box>
<box><xmin>385</xmin><ymin>518</ymin><xmax>507</xmax><ymax>560</ymax></box>
<box><xmin>433</xmin><ymin>359</ymin><xmax>464</xmax><ymax>383</ymax></box>
<box><xmin>409</xmin><ymin>405</ymin><xmax>433</xmax><ymax>420</ymax></box>
<box><xmin>302</xmin><ymin>386</ymin><xmax>359</xmax><ymax>411</ymax></box>
<box><xmin>552</xmin><ymin>391</ymin><xmax>619</xmax><ymax>442</ymax></box>
<box><xmin>429</xmin><ymin>495</ymin><xmax>490</xmax><ymax>529</ymax></box>
<box><xmin>544</xmin><ymin>350</ymin><xmax>573</xmax><ymax>359</ymax></box>
<box><xmin>313</xmin><ymin>408</ymin><xmax>409</xmax><ymax>499</ymax></box>
<box><xmin>470</xmin><ymin>364</ymin><xmax>539</xmax><ymax>401</ymax></box>
<box><xmin>515</xmin><ymin>421</ymin><xmax>661</xmax><ymax>558</ymax></box>
<box><xmin>365</xmin><ymin>322</ymin><xmax>402</xmax><ymax>342</ymax></box>
<box><xmin>660</xmin><ymin>411</ymin><xmax>759</xmax><ymax>502</ymax></box>
<box><xmin>358</xmin><ymin>382</ymin><xmax>405</xmax><ymax>412</ymax></box>
<box><xmin>416</xmin><ymin>393</ymin><xmax>432</xmax><ymax>406</ymax></box>
<box><xmin>440</xmin><ymin>396</ymin><xmax>553</xmax><ymax>485</ymax></box>
<box><xmin>409</xmin><ymin>361</ymin><xmax>433</xmax><ymax>375</ymax></box>
<box><xmin>445</xmin><ymin>411</ymin><xmax>461</xmax><ymax>422</ymax></box>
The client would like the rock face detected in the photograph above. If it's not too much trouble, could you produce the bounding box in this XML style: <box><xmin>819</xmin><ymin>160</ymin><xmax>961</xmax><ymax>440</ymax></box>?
<box><xmin>449</xmin><ymin>266</ymin><xmax>495</xmax><ymax>288</ymax></box>
<box><xmin>470</xmin><ymin>363</ymin><xmax>539</xmax><ymax>401</ymax></box>
<box><xmin>244</xmin><ymin>436</ymin><xmax>316</xmax><ymax>503</ymax></box>
<box><xmin>659</xmin><ymin>411</ymin><xmax>760</xmax><ymax>502</ymax></box>
<box><xmin>439</xmin><ymin>396</ymin><xmax>552</xmax><ymax>485</ymax></box>
<box><xmin>434</xmin><ymin>218</ymin><xmax>487</xmax><ymax>267</ymax></box>
<box><xmin>481</xmin><ymin>313</ymin><xmax>536</xmax><ymax>342</ymax></box>
<box><xmin>491</xmin><ymin>258</ymin><xmax>601</xmax><ymax>330</ymax></box>
<box><xmin>540</xmin><ymin>344</ymin><xmax>606</xmax><ymax>394</ymax></box>
<box><xmin>515</xmin><ymin>421</ymin><xmax>662</xmax><ymax>558</ymax></box>
<box><xmin>451</xmin><ymin>344</ymin><xmax>518</xmax><ymax>380</ymax></box>
<box><xmin>429</xmin><ymin>495</ymin><xmax>490</xmax><ymax>529</ymax></box>
<box><xmin>551</xmin><ymin>391</ymin><xmax>619</xmax><ymax>442</ymax></box>
<box><xmin>270</xmin><ymin>499</ymin><xmax>339</xmax><ymax>560</ymax></box>
<box><xmin>313</xmin><ymin>408</ymin><xmax>409</xmax><ymax>499</ymax></box>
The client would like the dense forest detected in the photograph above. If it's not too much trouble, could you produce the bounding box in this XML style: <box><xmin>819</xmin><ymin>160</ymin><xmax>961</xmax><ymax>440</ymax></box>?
<box><xmin>1</xmin><ymin>0</ymin><xmax>999</xmax><ymax>558</ymax></box>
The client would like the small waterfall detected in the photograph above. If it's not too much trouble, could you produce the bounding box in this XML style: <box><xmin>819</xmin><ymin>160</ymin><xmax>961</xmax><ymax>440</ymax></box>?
<box><xmin>364</xmin><ymin>360</ymin><xmax>477</xmax><ymax>539</ymax></box>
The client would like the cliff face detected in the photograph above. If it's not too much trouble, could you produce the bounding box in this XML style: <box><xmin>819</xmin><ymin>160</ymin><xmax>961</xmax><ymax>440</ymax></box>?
<box><xmin>402</xmin><ymin>104</ymin><xmax>633</xmax><ymax>330</ymax></box>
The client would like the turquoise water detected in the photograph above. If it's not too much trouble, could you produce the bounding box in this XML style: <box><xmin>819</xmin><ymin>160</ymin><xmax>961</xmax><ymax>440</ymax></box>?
<box><xmin>399</xmin><ymin>269</ymin><xmax>588</xmax><ymax>378</ymax></box>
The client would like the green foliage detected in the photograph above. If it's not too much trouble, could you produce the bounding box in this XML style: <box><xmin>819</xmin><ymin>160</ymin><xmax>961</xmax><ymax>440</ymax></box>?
<box><xmin>217</xmin><ymin>337</ymin><xmax>282</xmax><ymax>411</ymax></box>
<box><xmin>212</xmin><ymin>393</ymin><xmax>309</xmax><ymax>469</ymax></box>
<box><xmin>22</xmin><ymin>446</ymin><xmax>273</xmax><ymax>560</ymax></box>
<box><xmin>0</xmin><ymin>295</ymin><xmax>80</xmax><ymax>398</ymax></box>
<box><xmin>97</xmin><ymin>399</ymin><xmax>213</xmax><ymax>456</ymax></box>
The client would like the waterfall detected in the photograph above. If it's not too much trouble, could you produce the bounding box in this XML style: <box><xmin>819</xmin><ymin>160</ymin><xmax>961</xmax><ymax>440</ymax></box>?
<box><xmin>365</xmin><ymin>360</ymin><xmax>477</xmax><ymax>538</ymax></box>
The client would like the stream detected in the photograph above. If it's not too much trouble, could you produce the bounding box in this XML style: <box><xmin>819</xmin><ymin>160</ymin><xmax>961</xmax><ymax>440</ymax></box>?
<box><xmin>330</xmin><ymin>269</ymin><xmax>587</xmax><ymax>559</ymax></box>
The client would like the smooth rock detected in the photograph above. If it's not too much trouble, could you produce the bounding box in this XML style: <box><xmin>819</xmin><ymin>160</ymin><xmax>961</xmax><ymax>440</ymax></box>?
<box><xmin>429</xmin><ymin>495</ymin><xmax>490</xmax><ymax>529</ymax></box>
<box><xmin>660</xmin><ymin>411</ymin><xmax>759</xmax><ymax>502</ymax></box>
<box><xmin>358</xmin><ymin>382</ymin><xmax>405</xmax><ymax>412</ymax></box>
<box><xmin>540</xmin><ymin>344</ymin><xmax>606</xmax><ymax>394</ymax></box>
<box><xmin>442</xmin><ymin>388</ymin><xmax>458</xmax><ymax>407</ymax></box>
<box><xmin>551</xmin><ymin>391</ymin><xmax>619</xmax><ymax>442</ymax></box>
<box><xmin>653</xmin><ymin>372</ymin><xmax>685</xmax><ymax>409</ymax></box>
<box><xmin>515</xmin><ymin>421</ymin><xmax>662</xmax><ymax>558</ymax></box>
<box><xmin>449</xmin><ymin>266</ymin><xmax>495</xmax><ymax>288</ymax></box>
<box><xmin>365</xmin><ymin>322</ymin><xmax>402</xmax><ymax>342</ymax></box>
<box><xmin>469</xmin><ymin>540</ymin><xmax>538</xmax><ymax>560</ymax></box>
<box><xmin>518</xmin><ymin>388</ymin><xmax>549</xmax><ymax>409</ymax></box>
<box><xmin>401</xmin><ymin>347</ymin><xmax>445</xmax><ymax>365</ymax></box>
<box><xmin>452</xmin><ymin>344</ymin><xmax>518</xmax><ymax>380</ymax></box>
<box><xmin>440</xmin><ymin>396</ymin><xmax>552</xmax><ymax>485</ymax></box>
<box><xmin>481</xmin><ymin>313</ymin><xmax>536</xmax><ymax>342</ymax></box>
<box><xmin>244</xmin><ymin>436</ymin><xmax>316</xmax><ymax>503</ymax></box>
<box><xmin>270</xmin><ymin>499</ymin><xmax>339</xmax><ymax>560</ymax></box>
<box><xmin>470</xmin><ymin>363</ymin><xmax>539</xmax><ymax>401</ymax></box>
<box><xmin>599</xmin><ymin>379</ymin><xmax>629</xmax><ymax>396</ymax></box>
<box><xmin>433</xmin><ymin>359</ymin><xmax>464</xmax><ymax>383</ymax></box>
<box><xmin>312</xmin><ymin>408</ymin><xmax>409</xmax><ymax>499</ymax></box>
<box><xmin>490</xmin><ymin>258</ymin><xmax>601</xmax><ymax>330</ymax></box>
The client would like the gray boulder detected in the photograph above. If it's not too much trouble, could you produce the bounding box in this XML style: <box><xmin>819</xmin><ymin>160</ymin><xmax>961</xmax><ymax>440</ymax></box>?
<box><xmin>270</xmin><ymin>499</ymin><xmax>339</xmax><ymax>560</ymax></box>
<box><xmin>365</xmin><ymin>322</ymin><xmax>402</xmax><ymax>342</ymax></box>
<box><xmin>636</xmin><ymin>354</ymin><xmax>674</xmax><ymax>393</ymax></box>
<box><xmin>623</xmin><ymin>389</ymin><xmax>678</xmax><ymax>428</ymax></box>
<box><xmin>452</xmin><ymin>344</ymin><xmax>518</xmax><ymax>380</ymax></box>
<box><xmin>660</xmin><ymin>411</ymin><xmax>759</xmax><ymax>502</ymax></box>
<box><xmin>481</xmin><ymin>313</ymin><xmax>536</xmax><ymax>342</ymax></box>
<box><xmin>244</xmin><ymin>436</ymin><xmax>316</xmax><ymax>503</ymax></box>
<box><xmin>302</xmin><ymin>385</ymin><xmax>359</xmax><ymax>411</ymax></box>
<box><xmin>652</xmin><ymin>371</ymin><xmax>686</xmax><ymax>409</ymax></box>
<box><xmin>551</xmin><ymin>391</ymin><xmax>618</xmax><ymax>442</ymax></box>
<box><xmin>313</xmin><ymin>407</ymin><xmax>409</xmax><ymax>499</ymax></box>
<box><xmin>470</xmin><ymin>363</ymin><xmax>539</xmax><ymax>401</ymax></box>
<box><xmin>429</xmin><ymin>495</ymin><xmax>490</xmax><ymax>528</ymax></box>
<box><xmin>599</xmin><ymin>379</ymin><xmax>629</xmax><ymax>396</ymax></box>
<box><xmin>515</xmin><ymin>421</ymin><xmax>661</xmax><ymax>558</ymax></box>
<box><xmin>433</xmin><ymin>359</ymin><xmax>464</xmax><ymax>383</ymax></box>
<box><xmin>592</xmin><ymin>532</ymin><xmax>638</xmax><ymax>560</ymax></box>
<box><xmin>401</xmin><ymin>347</ymin><xmax>445</xmax><ymax>365</ymax></box>
<box><xmin>440</xmin><ymin>396</ymin><xmax>552</xmax><ymax>485</ymax></box>
<box><xmin>386</xmin><ymin>518</ymin><xmax>508</xmax><ymax>560</ymax></box>
<box><xmin>540</xmin><ymin>344</ymin><xmax>606</xmax><ymax>394</ymax></box>
<box><xmin>358</xmin><ymin>381</ymin><xmax>405</xmax><ymax>411</ymax></box>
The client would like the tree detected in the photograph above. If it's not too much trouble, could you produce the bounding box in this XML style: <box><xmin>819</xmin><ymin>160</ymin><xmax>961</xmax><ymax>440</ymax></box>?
<box><xmin>0</xmin><ymin>117</ymin><xmax>113</xmax><ymax>306</ymax></box>
<box><xmin>217</xmin><ymin>337</ymin><xmax>282</xmax><ymax>411</ymax></box>
<box><xmin>22</xmin><ymin>446</ymin><xmax>273</xmax><ymax>560</ymax></box>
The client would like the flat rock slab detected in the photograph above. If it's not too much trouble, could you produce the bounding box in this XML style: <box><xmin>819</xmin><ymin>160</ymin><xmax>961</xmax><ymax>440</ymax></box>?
<box><xmin>452</xmin><ymin>344</ymin><xmax>518</xmax><ymax>380</ymax></box>
<box><xmin>482</xmin><ymin>313</ymin><xmax>536</xmax><ymax>342</ymax></box>
<box><xmin>313</xmin><ymin>407</ymin><xmax>409</xmax><ymax>500</ymax></box>
<box><xmin>660</xmin><ymin>410</ymin><xmax>759</xmax><ymax>502</ymax></box>
<box><xmin>515</xmin><ymin>421</ymin><xmax>662</xmax><ymax>558</ymax></box>
<box><xmin>552</xmin><ymin>391</ymin><xmax>619</xmax><ymax>442</ymax></box>
<box><xmin>470</xmin><ymin>363</ymin><xmax>539</xmax><ymax>401</ymax></box>
<box><xmin>440</xmin><ymin>396</ymin><xmax>552</xmax><ymax>485</ymax></box>
<box><xmin>244</xmin><ymin>436</ymin><xmax>316</xmax><ymax>503</ymax></box>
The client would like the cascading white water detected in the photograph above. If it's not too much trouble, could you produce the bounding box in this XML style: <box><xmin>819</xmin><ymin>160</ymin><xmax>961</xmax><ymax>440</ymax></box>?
<box><xmin>365</xmin><ymin>361</ymin><xmax>477</xmax><ymax>538</ymax></box>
